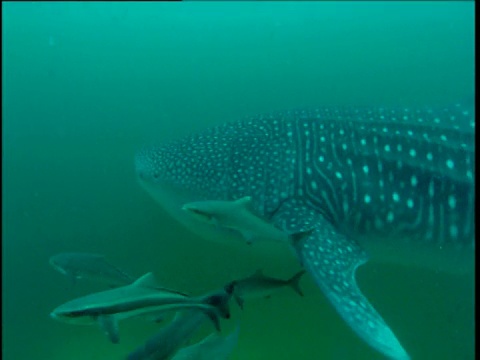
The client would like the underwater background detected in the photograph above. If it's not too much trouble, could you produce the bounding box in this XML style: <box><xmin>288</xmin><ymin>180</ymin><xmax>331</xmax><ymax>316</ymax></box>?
<box><xmin>2</xmin><ymin>2</ymin><xmax>474</xmax><ymax>360</ymax></box>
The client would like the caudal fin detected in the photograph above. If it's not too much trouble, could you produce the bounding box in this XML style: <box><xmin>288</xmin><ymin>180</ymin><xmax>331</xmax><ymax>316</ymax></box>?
<box><xmin>225</xmin><ymin>280</ymin><xmax>244</xmax><ymax>309</ymax></box>
<box><xmin>201</xmin><ymin>283</ymin><xmax>234</xmax><ymax>331</ymax></box>
<box><xmin>287</xmin><ymin>270</ymin><xmax>306</xmax><ymax>297</ymax></box>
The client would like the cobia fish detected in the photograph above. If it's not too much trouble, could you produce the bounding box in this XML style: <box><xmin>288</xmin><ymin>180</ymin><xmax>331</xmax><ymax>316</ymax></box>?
<box><xmin>50</xmin><ymin>272</ymin><xmax>233</xmax><ymax>343</ymax></box>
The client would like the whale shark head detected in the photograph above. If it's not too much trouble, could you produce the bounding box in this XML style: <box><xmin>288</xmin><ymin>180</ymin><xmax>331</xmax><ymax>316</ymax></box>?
<box><xmin>135</xmin><ymin>116</ymin><xmax>295</xmax><ymax>243</ymax></box>
<box><xmin>135</xmin><ymin>136</ymin><xmax>228</xmax><ymax>202</ymax></box>
<box><xmin>135</xmin><ymin>129</ymin><xmax>243</xmax><ymax>242</ymax></box>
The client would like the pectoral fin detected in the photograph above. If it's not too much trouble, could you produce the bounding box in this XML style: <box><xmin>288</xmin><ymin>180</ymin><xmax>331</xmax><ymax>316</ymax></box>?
<box><xmin>238</xmin><ymin>229</ymin><xmax>256</xmax><ymax>244</ymax></box>
<box><xmin>98</xmin><ymin>315</ymin><xmax>119</xmax><ymax>344</ymax></box>
<box><xmin>272</xmin><ymin>199</ymin><xmax>409</xmax><ymax>360</ymax></box>
<box><xmin>233</xmin><ymin>293</ymin><xmax>244</xmax><ymax>309</ymax></box>
<box><xmin>292</xmin><ymin>218</ymin><xmax>410</xmax><ymax>360</ymax></box>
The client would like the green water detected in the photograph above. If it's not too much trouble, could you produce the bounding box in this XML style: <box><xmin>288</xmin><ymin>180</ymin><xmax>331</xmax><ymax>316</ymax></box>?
<box><xmin>2</xmin><ymin>2</ymin><xmax>474</xmax><ymax>360</ymax></box>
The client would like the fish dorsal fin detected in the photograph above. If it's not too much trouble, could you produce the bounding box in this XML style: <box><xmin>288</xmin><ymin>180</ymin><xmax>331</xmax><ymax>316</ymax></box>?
<box><xmin>234</xmin><ymin>196</ymin><xmax>252</xmax><ymax>208</ymax></box>
<box><xmin>234</xmin><ymin>195</ymin><xmax>260</xmax><ymax>224</ymax></box>
<box><xmin>251</xmin><ymin>269</ymin><xmax>264</xmax><ymax>278</ymax></box>
<box><xmin>253</xmin><ymin>269</ymin><xmax>265</xmax><ymax>277</ymax></box>
<box><xmin>132</xmin><ymin>272</ymin><xmax>158</xmax><ymax>288</ymax></box>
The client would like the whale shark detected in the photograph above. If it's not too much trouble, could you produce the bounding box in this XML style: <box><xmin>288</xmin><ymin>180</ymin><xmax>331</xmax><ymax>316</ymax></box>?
<box><xmin>135</xmin><ymin>101</ymin><xmax>475</xmax><ymax>359</ymax></box>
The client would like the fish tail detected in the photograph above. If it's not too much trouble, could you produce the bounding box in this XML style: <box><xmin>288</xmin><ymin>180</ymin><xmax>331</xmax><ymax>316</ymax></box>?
<box><xmin>203</xmin><ymin>310</ymin><xmax>222</xmax><ymax>332</ymax></box>
<box><xmin>200</xmin><ymin>288</ymin><xmax>233</xmax><ymax>332</ymax></box>
<box><xmin>233</xmin><ymin>293</ymin><xmax>244</xmax><ymax>309</ymax></box>
<box><xmin>287</xmin><ymin>269</ymin><xmax>306</xmax><ymax>297</ymax></box>
<box><xmin>225</xmin><ymin>280</ymin><xmax>244</xmax><ymax>309</ymax></box>
<box><xmin>201</xmin><ymin>283</ymin><xmax>235</xmax><ymax>328</ymax></box>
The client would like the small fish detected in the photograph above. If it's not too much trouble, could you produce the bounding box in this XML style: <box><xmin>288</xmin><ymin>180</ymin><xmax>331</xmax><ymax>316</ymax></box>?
<box><xmin>49</xmin><ymin>252</ymin><xmax>135</xmax><ymax>287</ymax></box>
<box><xmin>172</xmin><ymin>325</ymin><xmax>240</xmax><ymax>360</ymax></box>
<box><xmin>50</xmin><ymin>272</ymin><xmax>233</xmax><ymax>343</ymax></box>
<box><xmin>229</xmin><ymin>269</ymin><xmax>306</xmax><ymax>308</ymax></box>
<box><xmin>126</xmin><ymin>311</ymin><xmax>209</xmax><ymax>360</ymax></box>
<box><xmin>182</xmin><ymin>196</ymin><xmax>297</xmax><ymax>244</ymax></box>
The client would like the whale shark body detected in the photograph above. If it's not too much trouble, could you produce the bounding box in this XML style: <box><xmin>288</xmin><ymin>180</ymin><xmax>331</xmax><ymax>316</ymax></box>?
<box><xmin>135</xmin><ymin>101</ymin><xmax>475</xmax><ymax>359</ymax></box>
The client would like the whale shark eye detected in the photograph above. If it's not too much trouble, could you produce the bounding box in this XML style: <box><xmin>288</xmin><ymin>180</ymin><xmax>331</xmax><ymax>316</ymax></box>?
<box><xmin>153</xmin><ymin>172</ymin><xmax>159</xmax><ymax>179</ymax></box>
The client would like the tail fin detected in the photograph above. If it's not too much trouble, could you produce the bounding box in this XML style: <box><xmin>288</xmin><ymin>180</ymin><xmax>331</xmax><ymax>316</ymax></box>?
<box><xmin>205</xmin><ymin>286</ymin><xmax>233</xmax><ymax>319</ymax></box>
<box><xmin>203</xmin><ymin>310</ymin><xmax>221</xmax><ymax>332</ymax></box>
<box><xmin>287</xmin><ymin>270</ymin><xmax>306</xmax><ymax>297</ymax></box>
<box><xmin>201</xmin><ymin>284</ymin><xmax>234</xmax><ymax>331</ymax></box>
<box><xmin>225</xmin><ymin>280</ymin><xmax>244</xmax><ymax>309</ymax></box>
<box><xmin>233</xmin><ymin>293</ymin><xmax>244</xmax><ymax>309</ymax></box>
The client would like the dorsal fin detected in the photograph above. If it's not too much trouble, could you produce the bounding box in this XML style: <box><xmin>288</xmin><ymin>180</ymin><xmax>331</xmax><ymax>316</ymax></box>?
<box><xmin>252</xmin><ymin>269</ymin><xmax>264</xmax><ymax>278</ymax></box>
<box><xmin>132</xmin><ymin>272</ymin><xmax>158</xmax><ymax>288</ymax></box>
<box><xmin>234</xmin><ymin>196</ymin><xmax>252</xmax><ymax>208</ymax></box>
